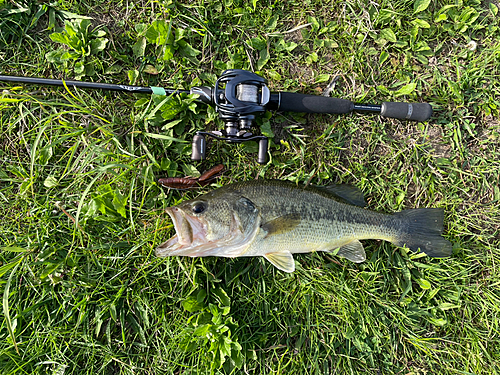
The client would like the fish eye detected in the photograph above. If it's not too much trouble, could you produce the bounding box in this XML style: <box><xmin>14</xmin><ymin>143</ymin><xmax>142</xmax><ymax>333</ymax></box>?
<box><xmin>192</xmin><ymin>202</ymin><xmax>207</xmax><ymax>214</ymax></box>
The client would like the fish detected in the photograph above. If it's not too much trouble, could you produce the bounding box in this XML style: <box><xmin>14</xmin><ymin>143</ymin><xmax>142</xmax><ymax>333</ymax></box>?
<box><xmin>156</xmin><ymin>179</ymin><xmax>452</xmax><ymax>272</ymax></box>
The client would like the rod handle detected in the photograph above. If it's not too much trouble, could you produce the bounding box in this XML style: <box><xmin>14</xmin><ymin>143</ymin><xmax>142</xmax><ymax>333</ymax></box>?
<box><xmin>278</xmin><ymin>92</ymin><xmax>353</xmax><ymax>114</ymax></box>
<box><xmin>381</xmin><ymin>102</ymin><xmax>433</xmax><ymax>122</ymax></box>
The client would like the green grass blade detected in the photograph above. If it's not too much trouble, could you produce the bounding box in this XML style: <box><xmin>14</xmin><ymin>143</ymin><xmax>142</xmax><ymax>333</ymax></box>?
<box><xmin>3</xmin><ymin>261</ymin><xmax>21</xmax><ymax>355</ymax></box>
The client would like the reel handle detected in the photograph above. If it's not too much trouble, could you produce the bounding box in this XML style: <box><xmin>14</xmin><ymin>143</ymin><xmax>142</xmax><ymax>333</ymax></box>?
<box><xmin>191</xmin><ymin>131</ymin><xmax>268</xmax><ymax>165</ymax></box>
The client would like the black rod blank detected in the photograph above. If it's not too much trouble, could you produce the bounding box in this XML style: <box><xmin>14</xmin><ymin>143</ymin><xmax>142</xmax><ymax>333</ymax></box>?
<box><xmin>0</xmin><ymin>75</ymin><xmax>189</xmax><ymax>96</ymax></box>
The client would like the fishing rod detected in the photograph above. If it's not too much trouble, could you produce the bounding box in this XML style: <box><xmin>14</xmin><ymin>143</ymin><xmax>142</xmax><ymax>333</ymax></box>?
<box><xmin>0</xmin><ymin>70</ymin><xmax>433</xmax><ymax>164</ymax></box>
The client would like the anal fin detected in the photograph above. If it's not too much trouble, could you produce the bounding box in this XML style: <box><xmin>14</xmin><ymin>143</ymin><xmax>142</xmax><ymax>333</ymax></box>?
<box><xmin>336</xmin><ymin>240</ymin><xmax>366</xmax><ymax>263</ymax></box>
<box><xmin>263</xmin><ymin>251</ymin><xmax>295</xmax><ymax>273</ymax></box>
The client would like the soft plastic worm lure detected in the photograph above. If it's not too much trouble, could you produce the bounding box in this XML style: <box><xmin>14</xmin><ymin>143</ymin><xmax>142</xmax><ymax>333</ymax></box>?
<box><xmin>158</xmin><ymin>164</ymin><xmax>224</xmax><ymax>190</ymax></box>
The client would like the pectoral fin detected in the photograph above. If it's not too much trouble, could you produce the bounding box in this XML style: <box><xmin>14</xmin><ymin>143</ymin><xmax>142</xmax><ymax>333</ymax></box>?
<box><xmin>336</xmin><ymin>240</ymin><xmax>366</xmax><ymax>263</ymax></box>
<box><xmin>261</xmin><ymin>213</ymin><xmax>301</xmax><ymax>238</ymax></box>
<box><xmin>263</xmin><ymin>251</ymin><xmax>295</xmax><ymax>273</ymax></box>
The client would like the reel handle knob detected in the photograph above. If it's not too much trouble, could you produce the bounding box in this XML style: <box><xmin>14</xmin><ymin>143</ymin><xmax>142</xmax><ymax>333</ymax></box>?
<box><xmin>257</xmin><ymin>138</ymin><xmax>268</xmax><ymax>164</ymax></box>
<box><xmin>191</xmin><ymin>133</ymin><xmax>206</xmax><ymax>161</ymax></box>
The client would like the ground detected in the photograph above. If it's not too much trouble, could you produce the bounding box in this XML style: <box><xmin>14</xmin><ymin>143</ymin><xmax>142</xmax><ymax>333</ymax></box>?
<box><xmin>0</xmin><ymin>0</ymin><xmax>499</xmax><ymax>374</ymax></box>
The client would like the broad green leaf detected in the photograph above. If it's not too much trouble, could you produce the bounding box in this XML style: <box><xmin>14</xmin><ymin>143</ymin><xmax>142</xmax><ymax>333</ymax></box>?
<box><xmin>90</xmin><ymin>38</ymin><xmax>108</xmax><ymax>54</ymax></box>
<box><xmin>213</xmin><ymin>288</ymin><xmax>230</xmax><ymax>307</ymax></box>
<box><xmin>145</xmin><ymin>23</ymin><xmax>159</xmax><ymax>43</ymax></box>
<box><xmin>135</xmin><ymin>23</ymin><xmax>148</xmax><ymax>35</ymax></box>
<box><xmin>39</xmin><ymin>146</ymin><xmax>53</xmax><ymax>165</ymax></box>
<box><xmin>396</xmin><ymin>191</ymin><xmax>406</xmax><ymax>205</ymax></box>
<box><xmin>44</xmin><ymin>176</ymin><xmax>58</xmax><ymax>188</ymax></box>
<box><xmin>395</xmin><ymin>82</ymin><xmax>417</xmax><ymax>96</ymax></box>
<box><xmin>379</xmin><ymin>51</ymin><xmax>390</xmax><ymax>65</ymax></box>
<box><xmin>181</xmin><ymin>164</ymin><xmax>200</xmax><ymax>178</ymax></box>
<box><xmin>197</xmin><ymin>289</ymin><xmax>207</xmax><ymax>303</ymax></box>
<box><xmin>112</xmin><ymin>188</ymin><xmax>127</xmax><ymax>218</ymax></box>
<box><xmin>74</xmin><ymin>61</ymin><xmax>85</xmax><ymax>74</ymax></box>
<box><xmin>315</xmin><ymin>73</ymin><xmax>330</xmax><ymax>83</ymax></box>
<box><xmin>146</xmin><ymin>20</ymin><xmax>171</xmax><ymax>45</ymax></box>
<box><xmin>412</xmin><ymin>18</ymin><xmax>431</xmax><ymax>28</ymax></box>
<box><xmin>134</xmin><ymin>98</ymin><xmax>149</xmax><ymax>108</ymax></box>
<box><xmin>380</xmin><ymin>28</ymin><xmax>397</xmax><ymax>43</ymax></box>
<box><xmin>162</xmin><ymin>45</ymin><xmax>174</xmax><ymax>61</ymax></box>
<box><xmin>93</xmin><ymin>30</ymin><xmax>106</xmax><ymax>38</ymax></box>
<box><xmin>143</xmin><ymin>65</ymin><xmax>159</xmax><ymax>75</ymax></box>
<box><xmin>248</xmin><ymin>37</ymin><xmax>266</xmax><ymax>50</ymax></box>
<box><xmin>490</xmin><ymin>3</ymin><xmax>498</xmax><ymax>16</ymax></box>
<box><xmin>132</xmin><ymin>37</ymin><xmax>146</xmax><ymax>57</ymax></box>
<box><xmin>256</xmin><ymin>48</ymin><xmax>269</xmax><ymax>70</ymax></box>
<box><xmin>266</xmin><ymin>15</ymin><xmax>279</xmax><ymax>31</ymax></box>
<box><xmin>182</xmin><ymin>296</ymin><xmax>204</xmax><ymax>312</ymax></box>
<box><xmin>260</xmin><ymin>120</ymin><xmax>274</xmax><ymax>138</ymax></box>
<box><xmin>175</xmin><ymin>27</ymin><xmax>186</xmax><ymax>42</ymax></box>
<box><xmin>434</xmin><ymin>13</ymin><xmax>447</xmax><ymax>22</ymax></box>
<box><xmin>128</xmin><ymin>69</ymin><xmax>139</xmax><ymax>85</ymax></box>
<box><xmin>193</xmin><ymin>324</ymin><xmax>212</xmax><ymax>336</ymax></box>
<box><xmin>416</xmin><ymin>278</ymin><xmax>431</xmax><ymax>289</ymax></box>
<box><xmin>427</xmin><ymin>317</ymin><xmax>447</xmax><ymax>327</ymax></box>
<box><xmin>410</xmin><ymin>25</ymin><xmax>419</xmax><ymax>42</ymax></box>
<box><xmin>414</xmin><ymin>0</ymin><xmax>431</xmax><ymax>13</ymax></box>
<box><xmin>84</xmin><ymin>63</ymin><xmax>95</xmax><ymax>77</ymax></box>
<box><xmin>305</xmin><ymin>52</ymin><xmax>318</xmax><ymax>65</ymax></box>
<box><xmin>308</xmin><ymin>16</ymin><xmax>320</xmax><ymax>32</ymax></box>
<box><xmin>285</xmin><ymin>41</ymin><xmax>298</xmax><ymax>52</ymax></box>
<box><xmin>178</xmin><ymin>40</ymin><xmax>200</xmax><ymax>57</ymax></box>
<box><xmin>162</xmin><ymin>119</ymin><xmax>183</xmax><ymax>130</ymax></box>
<box><xmin>50</xmin><ymin>32</ymin><xmax>69</xmax><ymax>45</ymax></box>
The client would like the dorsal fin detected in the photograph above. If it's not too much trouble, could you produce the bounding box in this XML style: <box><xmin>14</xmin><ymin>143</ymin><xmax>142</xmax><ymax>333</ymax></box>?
<box><xmin>316</xmin><ymin>184</ymin><xmax>366</xmax><ymax>207</ymax></box>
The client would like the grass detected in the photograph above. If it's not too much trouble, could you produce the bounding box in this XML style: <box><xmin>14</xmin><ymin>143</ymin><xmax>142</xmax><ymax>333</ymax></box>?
<box><xmin>1</xmin><ymin>0</ymin><xmax>499</xmax><ymax>373</ymax></box>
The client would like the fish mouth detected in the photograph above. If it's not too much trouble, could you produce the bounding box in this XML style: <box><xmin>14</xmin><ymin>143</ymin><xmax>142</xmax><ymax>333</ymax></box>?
<box><xmin>155</xmin><ymin>207</ymin><xmax>209</xmax><ymax>257</ymax></box>
<box><xmin>155</xmin><ymin>206</ymin><xmax>262</xmax><ymax>258</ymax></box>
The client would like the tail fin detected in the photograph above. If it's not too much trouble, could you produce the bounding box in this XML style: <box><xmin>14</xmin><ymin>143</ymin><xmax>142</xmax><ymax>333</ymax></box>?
<box><xmin>392</xmin><ymin>208</ymin><xmax>452</xmax><ymax>258</ymax></box>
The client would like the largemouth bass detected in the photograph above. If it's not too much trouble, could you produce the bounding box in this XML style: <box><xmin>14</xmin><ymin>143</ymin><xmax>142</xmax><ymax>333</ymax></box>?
<box><xmin>156</xmin><ymin>180</ymin><xmax>452</xmax><ymax>272</ymax></box>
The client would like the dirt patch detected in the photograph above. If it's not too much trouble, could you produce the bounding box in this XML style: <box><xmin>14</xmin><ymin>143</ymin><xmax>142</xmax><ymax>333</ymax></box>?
<box><xmin>426</xmin><ymin>125</ymin><xmax>452</xmax><ymax>158</ymax></box>
<box><xmin>389</xmin><ymin>122</ymin><xmax>452</xmax><ymax>158</ymax></box>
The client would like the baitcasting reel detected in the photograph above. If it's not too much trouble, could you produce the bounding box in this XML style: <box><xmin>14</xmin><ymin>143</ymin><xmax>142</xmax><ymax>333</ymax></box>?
<box><xmin>0</xmin><ymin>70</ymin><xmax>434</xmax><ymax>165</ymax></box>
<box><xmin>190</xmin><ymin>70</ymin><xmax>271</xmax><ymax>164</ymax></box>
